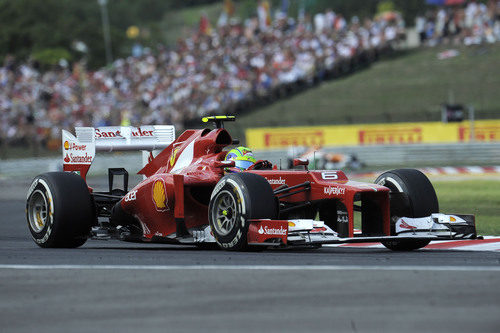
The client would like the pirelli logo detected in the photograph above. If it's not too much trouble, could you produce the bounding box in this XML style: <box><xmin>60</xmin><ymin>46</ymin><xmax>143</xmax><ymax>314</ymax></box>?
<box><xmin>459</xmin><ymin>126</ymin><xmax>500</xmax><ymax>142</ymax></box>
<box><xmin>264</xmin><ymin>131</ymin><xmax>324</xmax><ymax>148</ymax></box>
<box><xmin>358</xmin><ymin>127</ymin><xmax>422</xmax><ymax>145</ymax></box>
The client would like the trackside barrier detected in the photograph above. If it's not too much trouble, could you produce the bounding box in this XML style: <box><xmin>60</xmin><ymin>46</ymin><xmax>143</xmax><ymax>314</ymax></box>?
<box><xmin>246</xmin><ymin>120</ymin><xmax>500</xmax><ymax>149</ymax></box>
<box><xmin>2</xmin><ymin>143</ymin><xmax>500</xmax><ymax>178</ymax></box>
<box><xmin>257</xmin><ymin>143</ymin><xmax>500</xmax><ymax>167</ymax></box>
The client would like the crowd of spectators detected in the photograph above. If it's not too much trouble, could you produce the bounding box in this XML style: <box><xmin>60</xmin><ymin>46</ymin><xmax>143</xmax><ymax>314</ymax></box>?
<box><xmin>416</xmin><ymin>0</ymin><xmax>500</xmax><ymax>46</ymax></box>
<box><xmin>0</xmin><ymin>8</ymin><xmax>403</xmax><ymax>149</ymax></box>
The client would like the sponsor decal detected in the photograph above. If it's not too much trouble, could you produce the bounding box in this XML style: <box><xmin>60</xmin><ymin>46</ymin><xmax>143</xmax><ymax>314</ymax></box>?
<box><xmin>358</xmin><ymin>127</ymin><xmax>422</xmax><ymax>145</ymax></box>
<box><xmin>131</xmin><ymin>127</ymin><xmax>154</xmax><ymax>137</ymax></box>
<box><xmin>95</xmin><ymin>128</ymin><xmax>122</xmax><ymax>138</ymax></box>
<box><xmin>399</xmin><ymin>219</ymin><xmax>417</xmax><ymax>229</ymax></box>
<box><xmin>170</xmin><ymin>148</ymin><xmax>180</xmax><ymax>167</ymax></box>
<box><xmin>258</xmin><ymin>225</ymin><xmax>287</xmax><ymax>236</ymax></box>
<box><xmin>263</xmin><ymin>131</ymin><xmax>324</xmax><ymax>148</ymax></box>
<box><xmin>124</xmin><ymin>190</ymin><xmax>137</xmax><ymax>202</ymax></box>
<box><xmin>211</xmin><ymin>180</ymin><xmax>226</xmax><ymax>200</ymax></box>
<box><xmin>95</xmin><ymin>127</ymin><xmax>155</xmax><ymax>139</ymax></box>
<box><xmin>27</xmin><ymin>179</ymin><xmax>39</xmax><ymax>200</ymax></box>
<box><xmin>265</xmin><ymin>177</ymin><xmax>286</xmax><ymax>185</ymax></box>
<box><xmin>458</xmin><ymin>126</ymin><xmax>500</xmax><ymax>142</ymax></box>
<box><xmin>324</xmin><ymin>186</ymin><xmax>345</xmax><ymax>196</ymax></box>
<box><xmin>64</xmin><ymin>141</ymin><xmax>87</xmax><ymax>151</ymax></box>
<box><xmin>220</xmin><ymin>229</ymin><xmax>242</xmax><ymax>249</ymax></box>
<box><xmin>152</xmin><ymin>179</ymin><xmax>169</xmax><ymax>212</ymax></box>
<box><xmin>337</xmin><ymin>210</ymin><xmax>349</xmax><ymax>224</ymax></box>
<box><xmin>63</xmin><ymin>153</ymin><xmax>93</xmax><ymax>164</ymax></box>
<box><xmin>321</xmin><ymin>171</ymin><xmax>339</xmax><ymax>180</ymax></box>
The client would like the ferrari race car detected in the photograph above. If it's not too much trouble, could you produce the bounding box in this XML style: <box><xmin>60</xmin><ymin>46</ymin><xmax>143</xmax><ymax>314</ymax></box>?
<box><xmin>26</xmin><ymin>116</ymin><xmax>478</xmax><ymax>251</ymax></box>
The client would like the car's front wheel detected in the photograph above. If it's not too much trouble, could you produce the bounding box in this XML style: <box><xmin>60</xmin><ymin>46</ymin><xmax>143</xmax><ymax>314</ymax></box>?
<box><xmin>375</xmin><ymin>169</ymin><xmax>439</xmax><ymax>251</ymax></box>
<box><xmin>208</xmin><ymin>173</ymin><xmax>278</xmax><ymax>251</ymax></box>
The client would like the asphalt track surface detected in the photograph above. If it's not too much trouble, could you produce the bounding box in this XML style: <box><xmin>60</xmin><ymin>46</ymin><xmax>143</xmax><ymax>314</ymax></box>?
<box><xmin>1</xmin><ymin>177</ymin><xmax>499</xmax><ymax>333</ymax></box>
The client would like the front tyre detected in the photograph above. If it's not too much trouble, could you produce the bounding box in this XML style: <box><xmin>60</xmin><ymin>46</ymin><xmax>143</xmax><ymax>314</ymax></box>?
<box><xmin>209</xmin><ymin>173</ymin><xmax>277</xmax><ymax>251</ymax></box>
<box><xmin>375</xmin><ymin>169</ymin><xmax>439</xmax><ymax>251</ymax></box>
<box><xmin>26</xmin><ymin>172</ymin><xmax>94</xmax><ymax>248</ymax></box>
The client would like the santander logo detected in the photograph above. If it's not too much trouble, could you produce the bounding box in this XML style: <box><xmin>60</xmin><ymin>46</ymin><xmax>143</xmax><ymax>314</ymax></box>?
<box><xmin>266</xmin><ymin>177</ymin><xmax>286</xmax><ymax>185</ymax></box>
<box><xmin>258</xmin><ymin>225</ymin><xmax>287</xmax><ymax>236</ymax></box>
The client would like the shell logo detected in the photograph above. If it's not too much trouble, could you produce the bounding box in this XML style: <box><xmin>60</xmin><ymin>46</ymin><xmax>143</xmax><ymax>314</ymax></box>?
<box><xmin>64</xmin><ymin>141</ymin><xmax>70</xmax><ymax>150</ymax></box>
<box><xmin>152</xmin><ymin>179</ymin><xmax>168</xmax><ymax>212</ymax></box>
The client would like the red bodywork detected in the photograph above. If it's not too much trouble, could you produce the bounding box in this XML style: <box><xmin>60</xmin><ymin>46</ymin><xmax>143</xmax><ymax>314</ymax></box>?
<box><xmin>119</xmin><ymin>128</ymin><xmax>390</xmax><ymax>240</ymax></box>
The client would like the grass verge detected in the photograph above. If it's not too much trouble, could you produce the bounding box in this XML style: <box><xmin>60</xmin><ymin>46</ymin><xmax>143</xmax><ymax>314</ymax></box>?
<box><xmin>433</xmin><ymin>179</ymin><xmax>500</xmax><ymax>236</ymax></box>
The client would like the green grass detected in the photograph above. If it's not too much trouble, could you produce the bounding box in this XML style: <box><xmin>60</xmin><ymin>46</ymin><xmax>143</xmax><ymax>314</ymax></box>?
<box><xmin>230</xmin><ymin>44</ymin><xmax>500</xmax><ymax>140</ymax></box>
<box><xmin>433</xmin><ymin>179</ymin><xmax>500</xmax><ymax>236</ymax></box>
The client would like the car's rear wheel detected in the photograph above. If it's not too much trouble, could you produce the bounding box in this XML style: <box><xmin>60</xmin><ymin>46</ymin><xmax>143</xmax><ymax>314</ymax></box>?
<box><xmin>26</xmin><ymin>172</ymin><xmax>94</xmax><ymax>248</ymax></box>
<box><xmin>208</xmin><ymin>173</ymin><xmax>278</xmax><ymax>251</ymax></box>
<box><xmin>375</xmin><ymin>169</ymin><xmax>438</xmax><ymax>251</ymax></box>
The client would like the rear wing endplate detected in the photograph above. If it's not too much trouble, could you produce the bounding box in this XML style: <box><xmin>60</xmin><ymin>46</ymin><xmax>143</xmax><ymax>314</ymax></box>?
<box><xmin>62</xmin><ymin>125</ymin><xmax>175</xmax><ymax>179</ymax></box>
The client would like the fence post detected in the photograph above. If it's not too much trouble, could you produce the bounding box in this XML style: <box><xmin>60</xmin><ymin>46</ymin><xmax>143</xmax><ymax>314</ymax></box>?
<box><xmin>468</xmin><ymin>105</ymin><xmax>475</xmax><ymax>142</ymax></box>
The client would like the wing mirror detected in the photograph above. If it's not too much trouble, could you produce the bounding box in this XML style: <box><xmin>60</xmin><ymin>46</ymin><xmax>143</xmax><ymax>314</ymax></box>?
<box><xmin>293</xmin><ymin>158</ymin><xmax>309</xmax><ymax>170</ymax></box>
<box><xmin>214</xmin><ymin>160</ymin><xmax>235</xmax><ymax>168</ymax></box>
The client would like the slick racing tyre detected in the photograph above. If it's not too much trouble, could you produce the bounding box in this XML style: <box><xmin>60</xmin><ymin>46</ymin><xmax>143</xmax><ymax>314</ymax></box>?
<box><xmin>26</xmin><ymin>172</ymin><xmax>94</xmax><ymax>248</ymax></box>
<box><xmin>375</xmin><ymin>169</ymin><xmax>439</xmax><ymax>251</ymax></box>
<box><xmin>209</xmin><ymin>173</ymin><xmax>278</xmax><ymax>251</ymax></box>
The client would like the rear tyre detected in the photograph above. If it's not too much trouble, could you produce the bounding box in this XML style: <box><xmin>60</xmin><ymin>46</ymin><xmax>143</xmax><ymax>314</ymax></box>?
<box><xmin>375</xmin><ymin>169</ymin><xmax>438</xmax><ymax>251</ymax></box>
<box><xmin>209</xmin><ymin>173</ymin><xmax>278</xmax><ymax>251</ymax></box>
<box><xmin>26</xmin><ymin>172</ymin><xmax>94</xmax><ymax>248</ymax></box>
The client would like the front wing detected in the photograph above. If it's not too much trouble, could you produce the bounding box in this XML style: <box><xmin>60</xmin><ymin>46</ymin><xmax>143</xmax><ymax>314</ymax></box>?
<box><xmin>185</xmin><ymin>213</ymin><xmax>477</xmax><ymax>247</ymax></box>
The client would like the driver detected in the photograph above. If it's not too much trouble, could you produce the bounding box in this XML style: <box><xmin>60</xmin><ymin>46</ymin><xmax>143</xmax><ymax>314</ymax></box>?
<box><xmin>224</xmin><ymin>146</ymin><xmax>257</xmax><ymax>172</ymax></box>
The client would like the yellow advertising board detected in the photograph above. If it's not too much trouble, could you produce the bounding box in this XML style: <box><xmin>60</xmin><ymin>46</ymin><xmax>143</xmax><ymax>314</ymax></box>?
<box><xmin>246</xmin><ymin>120</ymin><xmax>500</xmax><ymax>150</ymax></box>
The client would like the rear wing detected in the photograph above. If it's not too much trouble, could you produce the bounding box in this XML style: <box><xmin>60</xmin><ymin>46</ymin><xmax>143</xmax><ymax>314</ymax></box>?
<box><xmin>62</xmin><ymin>125</ymin><xmax>175</xmax><ymax>179</ymax></box>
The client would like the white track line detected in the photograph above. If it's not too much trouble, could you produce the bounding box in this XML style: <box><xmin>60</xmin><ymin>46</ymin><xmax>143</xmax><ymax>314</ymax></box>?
<box><xmin>0</xmin><ymin>265</ymin><xmax>499</xmax><ymax>271</ymax></box>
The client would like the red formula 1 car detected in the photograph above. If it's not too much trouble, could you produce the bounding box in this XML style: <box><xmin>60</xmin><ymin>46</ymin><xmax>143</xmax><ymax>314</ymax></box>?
<box><xmin>26</xmin><ymin>116</ymin><xmax>478</xmax><ymax>251</ymax></box>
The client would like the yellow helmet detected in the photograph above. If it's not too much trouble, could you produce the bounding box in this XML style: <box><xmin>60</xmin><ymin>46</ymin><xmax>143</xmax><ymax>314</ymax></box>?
<box><xmin>225</xmin><ymin>146</ymin><xmax>256</xmax><ymax>171</ymax></box>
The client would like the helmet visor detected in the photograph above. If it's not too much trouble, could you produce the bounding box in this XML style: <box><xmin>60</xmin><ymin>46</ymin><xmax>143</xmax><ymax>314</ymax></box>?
<box><xmin>234</xmin><ymin>159</ymin><xmax>254</xmax><ymax>170</ymax></box>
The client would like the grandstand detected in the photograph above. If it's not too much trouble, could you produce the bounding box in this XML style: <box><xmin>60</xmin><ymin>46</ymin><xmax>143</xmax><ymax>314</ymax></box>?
<box><xmin>1</xmin><ymin>0</ymin><xmax>499</xmax><ymax>158</ymax></box>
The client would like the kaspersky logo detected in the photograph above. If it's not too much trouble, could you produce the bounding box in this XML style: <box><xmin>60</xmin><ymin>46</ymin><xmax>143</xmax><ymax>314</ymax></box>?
<box><xmin>324</xmin><ymin>186</ymin><xmax>345</xmax><ymax>196</ymax></box>
<box><xmin>258</xmin><ymin>225</ymin><xmax>287</xmax><ymax>236</ymax></box>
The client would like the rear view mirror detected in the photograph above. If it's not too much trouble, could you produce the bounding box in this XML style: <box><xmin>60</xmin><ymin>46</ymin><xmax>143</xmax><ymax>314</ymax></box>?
<box><xmin>293</xmin><ymin>158</ymin><xmax>309</xmax><ymax>168</ymax></box>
